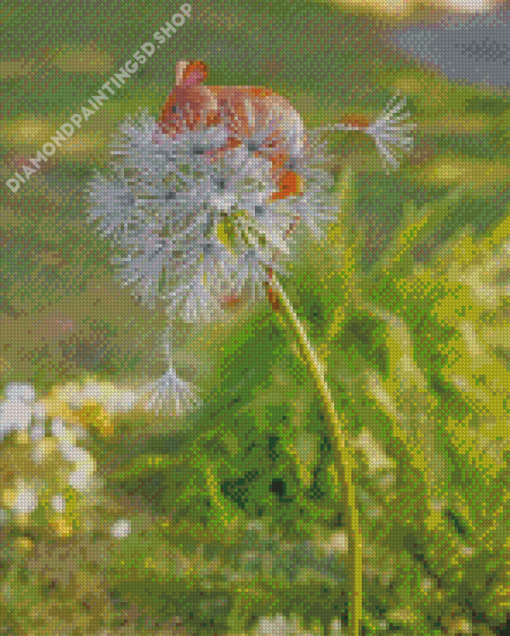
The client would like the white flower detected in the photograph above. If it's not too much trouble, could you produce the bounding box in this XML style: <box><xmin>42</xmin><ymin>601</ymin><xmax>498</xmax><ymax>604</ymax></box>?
<box><xmin>32</xmin><ymin>401</ymin><xmax>46</xmax><ymax>422</ymax></box>
<box><xmin>4</xmin><ymin>383</ymin><xmax>36</xmax><ymax>403</ymax></box>
<box><xmin>0</xmin><ymin>388</ymin><xmax>47</xmax><ymax>442</ymax></box>
<box><xmin>331</xmin><ymin>619</ymin><xmax>342</xmax><ymax>635</ymax></box>
<box><xmin>30</xmin><ymin>425</ymin><xmax>45</xmax><ymax>442</ymax></box>
<box><xmin>59</xmin><ymin>440</ymin><xmax>90</xmax><ymax>464</ymax></box>
<box><xmin>256</xmin><ymin>614</ymin><xmax>312</xmax><ymax>635</ymax></box>
<box><xmin>12</xmin><ymin>480</ymin><xmax>38</xmax><ymax>515</ymax></box>
<box><xmin>70</xmin><ymin>378</ymin><xmax>139</xmax><ymax>415</ymax></box>
<box><xmin>257</xmin><ymin>615</ymin><xmax>289</xmax><ymax>636</ymax></box>
<box><xmin>68</xmin><ymin>459</ymin><xmax>96</xmax><ymax>492</ymax></box>
<box><xmin>141</xmin><ymin>364</ymin><xmax>200</xmax><ymax>417</ymax></box>
<box><xmin>51</xmin><ymin>494</ymin><xmax>66</xmax><ymax>513</ymax></box>
<box><xmin>52</xmin><ymin>417</ymin><xmax>82</xmax><ymax>449</ymax></box>
<box><xmin>110</xmin><ymin>518</ymin><xmax>131</xmax><ymax>539</ymax></box>
<box><xmin>323</xmin><ymin>531</ymin><xmax>349</xmax><ymax>555</ymax></box>
<box><xmin>0</xmin><ymin>399</ymin><xmax>33</xmax><ymax>433</ymax></box>
<box><xmin>50</xmin><ymin>428</ymin><xmax>97</xmax><ymax>492</ymax></box>
<box><xmin>51</xmin><ymin>417</ymin><xmax>68</xmax><ymax>439</ymax></box>
<box><xmin>103</xmin><ymin>387</ymin><xmax>139</xmax><ymax>414</ymax></box>
<box><xmin>50</xmin><ymin>378</ymin><xmax>140</xmax><ymax>417</ymax></box>
<box><xmin>79</xmin><ymin>379</ymin><xmax>104</xmax><ymax>404</ymax></box>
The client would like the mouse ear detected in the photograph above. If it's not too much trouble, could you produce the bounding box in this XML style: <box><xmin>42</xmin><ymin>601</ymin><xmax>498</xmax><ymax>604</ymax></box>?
<box><xmin>175</xmin><ymin>60</ymin><xmax>190</xmax><ymax>85</ymax></box>
<box><xmin>179</xmin><ymin>60</ymin><xmax>208</xmax><ymax>87</ymax></box>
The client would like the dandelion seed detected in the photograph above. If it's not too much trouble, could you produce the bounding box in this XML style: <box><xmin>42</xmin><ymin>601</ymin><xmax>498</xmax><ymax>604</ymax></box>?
<box><xmin>317</xmin><ymin>94</ymin><xmax>416</xmax><ymax>173</ymax></box>
<box><xmin>363</xmin><ymin>95</ymin><xmax>416</xmax><ymax>172</ymax></box>
<box><xmin>141</xmin><ymin>364</ymin><xmax>200</xmax><ymax>416</ymax></box>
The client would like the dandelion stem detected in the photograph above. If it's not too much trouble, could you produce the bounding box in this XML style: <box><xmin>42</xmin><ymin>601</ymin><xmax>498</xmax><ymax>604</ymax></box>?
<box><xmin>268</xmin><ymin>274</ymin><xmax>363</xmax><ymax>636</ymax></box>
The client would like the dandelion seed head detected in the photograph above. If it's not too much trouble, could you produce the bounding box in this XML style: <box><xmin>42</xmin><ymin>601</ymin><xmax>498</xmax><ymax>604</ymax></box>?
<box><xmin>88</xmin><ymin>108</ymin><xmax>334</xmax><ymax>320</ymax></box>
<box><xmin>84</xmin><ymin>90</ymin><xmax>414</xmax><ymax>419</ymax></box>
<box><xmin>86</xmin><ymin>101</ymin><xmax>338</xmax><ymax>416</ymax></box>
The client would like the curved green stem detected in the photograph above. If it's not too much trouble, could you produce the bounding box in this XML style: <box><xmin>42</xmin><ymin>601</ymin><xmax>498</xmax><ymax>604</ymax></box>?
<box><xmin>269</xmin><ymin>274</ymin><xmax>363</xmax><ymax>636</ymax></box>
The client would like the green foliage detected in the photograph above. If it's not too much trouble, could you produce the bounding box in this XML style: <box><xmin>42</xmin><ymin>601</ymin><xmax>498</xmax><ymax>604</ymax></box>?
<box><xmin>101</xmin><ymin>182</ymin><xmax>510</xmax><ymax>634</ymax></box>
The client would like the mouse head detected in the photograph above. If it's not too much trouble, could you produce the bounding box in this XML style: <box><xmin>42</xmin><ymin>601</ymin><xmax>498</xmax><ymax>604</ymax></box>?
<box><xmin>176</xmin><ymin>59</ymin><xmax>208</xmax><ymax>87</ymax></box>
<box><xmin>159</xmin><ymin>60</ymin><xmax>218</xmax><ymax>134</ymax></box>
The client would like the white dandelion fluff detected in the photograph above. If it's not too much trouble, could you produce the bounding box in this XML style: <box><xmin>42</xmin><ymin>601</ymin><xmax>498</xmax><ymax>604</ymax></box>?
<box><xmin>234</xmin><ymin>248</ymin><xmax>283</xmax><ymax>302</ymax></box>
<box><xmin>318</xmin><ymin>94</ymin><xmax>416</xmax><ymax>173</ymax></box>
<box><xmin>141</xmin><ymin>364</ymin><xmax>200</xmax><ymax>416</ymax></box>
<box><xmin>362</xmin><ymin>95</ymin><xmax>416</xmax><ymax>172</ymax></box>
<box><xmin>87</xmin><ymin>107</ymin><xmax>334</xmax><ymax>320</ymax></box>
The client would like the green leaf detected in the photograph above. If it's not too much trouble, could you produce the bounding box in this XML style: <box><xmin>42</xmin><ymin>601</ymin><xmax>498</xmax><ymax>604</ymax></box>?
<box><xmin>107</xmin><ymin>453</ymin><xmax>183</xmax><ymax>484</ymax></box>
<box><xmin>370</xmin><ymin>184</ymin><xmax>468</xmax><ymax>280</ymax></box>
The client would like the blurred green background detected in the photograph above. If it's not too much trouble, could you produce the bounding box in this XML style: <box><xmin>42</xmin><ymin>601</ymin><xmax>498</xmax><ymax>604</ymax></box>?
<box><xmin>1</xmin><ymin>0</ymin><xmax>509</xmax><ymax>394</ymax></box>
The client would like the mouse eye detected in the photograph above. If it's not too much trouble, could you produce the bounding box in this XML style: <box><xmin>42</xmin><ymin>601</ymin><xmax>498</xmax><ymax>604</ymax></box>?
<box><xmin>172</xmin><ymin>104</ymin><xmax>177</xmax><ymax>113</ymax></box>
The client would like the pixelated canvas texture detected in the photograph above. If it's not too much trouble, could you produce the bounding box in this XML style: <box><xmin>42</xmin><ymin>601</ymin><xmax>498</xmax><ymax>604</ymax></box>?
<box><xmin>1</xmin><ymin>0</ymin><xmax>510</xmax><ymax>634</ymax></box>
